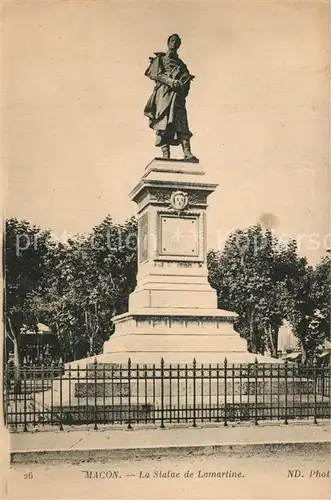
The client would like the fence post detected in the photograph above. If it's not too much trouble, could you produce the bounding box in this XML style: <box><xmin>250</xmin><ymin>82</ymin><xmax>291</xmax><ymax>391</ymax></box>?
<box><xmin>59</xmin><ymin>359</ymin><xmax>64</xmax><ymax>431</ymax></box>
<box><xmin>144</xmin><ymin>364</ymin><xmax>148</xmax><ymax>424</ymax></box>
<box><xmin>201</xmin><ymin>363</ymin><xmax>204</xmax><ymax>424</ymax></box>
<box><xmin>313</xmin><ymin>358</ymin><xmax>317</xmax><ymax>425</ymax></box>
<box><xmin>169</xmin><ymin>363</ymin><xmax>172</xmax><ymax>425</ymax></box>
<box><xmin>239</xmin><ymin>363</ymin><xmax>243</xmax><ymax>420</ymax></box>
<box><xmin>127</xmin><ymin>358</ymin><xmax>132</xmax><ymax>430</ymax></box>
<box><xmin>51</xmin><ymin>361</ymin><xmax>56</xmax><ymax>425</ymax></box>
<box><xmin>224</xmin><ymin>358</ymin><xmax>228</xmax><ymax>427</ymax></box>
<box><xmin>177</xmin><ymin>363</ymin><xmax>180</xmax><ymax>424</ymax></box>
<box><xmin>160</xmin><ymin>357</ymin><xmax>165</xmax><ymax>429</ymax></box>
<box><xmin>284</xmin><ymin>360</ymin><xmax>288</xmax><ymax>425</ymax></box>
<box><xmin>247</xmin><ymin>363</ymin><xmax>251</xmax><ymax>419</ymax></box>
<box><xmin>85</xmin><ymin>359</ymin><xmax>89</xmax><ymax>425</ymax></box>
<box><xmin>94</xmin><ymin>357</ymin><xmax>98</xmax><ymax>430</ymax></box>
<box><xmin>77</xmin><ymin>364</ymin><xmax>80</xmax><ymax>424</ymax></box>
<box><xmin>111</xmin><ymin>364</ymin><xmax>114</xmax><ymax>424</ymax></box>
<box><xmin>136</xmin><ymin>363</ymin><xmax>140</xmax><ymax>425</ymax></box>
<box><xmin>31</xmin><ymin>359</ymin><xmax>36</xmax><ymax>427</ymax></box>
<box><xmin>254</xmin><ymin>358</ymin><xmax>259</xmax><ymax>426</ymax></box>
<box><xmin>208</xmin><ymin>364</ymin><xmax>212</xmax><ymax>423</ymax></box>
<box><xmin>185</xmin><ymin>363</ymin><xmax>188</xmax><ymax>422</ymax></box>
<box><xmin>298</xmin><ymin>360</ymin><xmax>303</xmax><ymax>419</ymax></box>
<box><xmin>23</xmin><ymin>361</ymin><xmax>27</xmax><ymax>432</ymax></box>
<box><xmin>152</xmin><ymin>363</ymin><xmax>156</xmax><ymax>425</ymax></box>
<box><xmin>41</xmin><ymin>361</ymin><xmax>45</xmax><ymax>427</ymax></box>
<box><xmin>192</xmin><ymin>358</ymin><xmax>196</xmax><ymax>428</ymax></box>
<box><xmin>67</xmin><ymin>364</ymin><xmax>72</xmax><ymax>426</ymax></box>
<box><xmin>103</xmin><ymin>364</ymin><xmax>106</xmax><ymax>425</ymax></box>
<box><xmin>119</xmin><ymin>364</ymin><xmax>123</xmax><ymax>424</ymax></box>
<box><xmin>216</xmin><ymin>363</ymin><xmax>220</xmax><ymax>422</ymax></box>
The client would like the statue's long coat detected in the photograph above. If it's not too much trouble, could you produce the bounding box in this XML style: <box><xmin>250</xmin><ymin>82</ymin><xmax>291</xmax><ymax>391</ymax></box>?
<box><xmin>144</xmin><ymin>53</ymin><xmax>193</xmax><ymax>146</ymax></box>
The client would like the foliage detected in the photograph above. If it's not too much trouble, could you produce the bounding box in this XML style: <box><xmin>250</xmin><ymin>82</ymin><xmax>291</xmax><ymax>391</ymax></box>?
<box><xmin>208</xmin><ymin>225</ymin><xmax>330</xmax><ymax>361</ymax></box>
<box><xmin>208</xmin><ymin>225</ymin><xmax>285</xmax><ymax>356</ymax></box>
<box><xmin>312</xmin><ymin>253</ymin><xmax>331</xmax><ymax>338</ymax></box>
<box><xmin>4</xmin><ymin>218</ymin><xmax>55</xmax><ymax>386</ymax></box>
<box><xmin>5</xmin><ymin>219</ymin><xmax>53</xmax><ymax>332</ymax></box>
<box><xmin>282</xmin><ymin>250</ymin><xmax>330</xmax><ymax>363</ymax></box>
<box><xmin>26</xmin><ymin>215</ymin><xmax>138</xmax><ymax>361</ymax></box>
<box><xmin>5</xmin><ymin>218</ymin><xmax>55</xmax><ymax>329</ymax></box>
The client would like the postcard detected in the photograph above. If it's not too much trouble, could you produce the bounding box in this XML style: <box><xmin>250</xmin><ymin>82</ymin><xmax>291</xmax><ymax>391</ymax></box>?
<box><xmin>2</xmin><ymin>1</ymin><xmax>330</xmax><ymax>499</ymax></box>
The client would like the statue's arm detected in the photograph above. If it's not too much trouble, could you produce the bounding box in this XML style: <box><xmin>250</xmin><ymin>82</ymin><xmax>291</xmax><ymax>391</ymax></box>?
<box><xmin>157</xmin><ymin>73</ymin><xmax>178</xmax><ymax>88</ymax></box>
<box><xmin>145</xmin><ymin>55</ymin><xmax>178</xmax><ymax>89</ymax></box>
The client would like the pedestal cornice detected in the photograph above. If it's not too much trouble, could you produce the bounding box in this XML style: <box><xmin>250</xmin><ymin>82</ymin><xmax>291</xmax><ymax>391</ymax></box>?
<box><xmin>129</xmin><ymin>178</ymin><xmax>218</xmax><ymax>204</ymax></box>
<box><xmin>112</xmin><ymin>308</ymin><xmax>238</xmax><ymax>324</ymax></box>
<box><xmin>129</xmin><ymin>158</ymin><xmax>218</xmax><ymax>203</ymax></box>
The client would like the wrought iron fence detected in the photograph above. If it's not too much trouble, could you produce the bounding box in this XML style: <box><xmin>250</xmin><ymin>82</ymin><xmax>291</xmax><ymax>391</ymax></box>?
<box><xmin>4</xmin><ymin>358</ymin><xmax>331</xmax><ymax>432</ymax></box>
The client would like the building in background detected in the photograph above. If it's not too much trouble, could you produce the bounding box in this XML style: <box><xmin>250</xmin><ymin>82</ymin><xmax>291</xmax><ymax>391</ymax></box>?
<box><xmin>278</xmin><ymin>321</ymin><xmax>299</xmax><ymax>353</ymax></box>
<box><xmin>19</xmin><ymin>323</ymin><xmax>62</xmax><ymax>366</ymax></box>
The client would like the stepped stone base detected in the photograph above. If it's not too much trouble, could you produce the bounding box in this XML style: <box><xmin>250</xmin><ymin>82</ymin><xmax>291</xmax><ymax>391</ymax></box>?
<box><xmin>34</xmin><ymin>361</ymin><xmax>319</xmax><ymax>412</ymax></box>
<box><xmin>39</xmin><ymin>399</ymin><xmax>330</xmax><ymax>426</ymax></box>
<box><xmin>102</xmin><ymin>309</ymin><xmax>282</xmax><ymax>365</ymax></box>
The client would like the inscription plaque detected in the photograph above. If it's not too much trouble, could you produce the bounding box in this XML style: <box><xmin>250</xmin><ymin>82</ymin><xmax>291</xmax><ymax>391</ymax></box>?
<box><xmin>160</xmin><ymin>215</ymin><xmax>199</xmax><ymax>256</ymax></box>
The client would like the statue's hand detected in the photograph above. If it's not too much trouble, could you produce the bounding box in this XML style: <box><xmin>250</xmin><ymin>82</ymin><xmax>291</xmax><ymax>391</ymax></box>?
<box><xmin>172</xmin><ymin>80</ymin><xmax>181</xmax><ymax>89</ymax></box>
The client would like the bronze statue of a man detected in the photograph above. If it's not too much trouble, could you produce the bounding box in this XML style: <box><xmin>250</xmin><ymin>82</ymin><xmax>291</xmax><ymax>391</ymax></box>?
<box><xmin>144</xmin><ymin>34</ymin><xmax>199</xmax><ymax>162</ymax></box>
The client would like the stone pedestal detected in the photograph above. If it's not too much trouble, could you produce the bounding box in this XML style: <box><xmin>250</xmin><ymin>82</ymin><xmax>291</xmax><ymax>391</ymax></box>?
<box><xmin>102</xmin><ymin>159</ymin><xmax>280</xmax><ymax>364</ymax></box>
<box><xmin>128</xmin><ymin>159</ymin><xmax>217</xmax><ymax>311</ymax></box>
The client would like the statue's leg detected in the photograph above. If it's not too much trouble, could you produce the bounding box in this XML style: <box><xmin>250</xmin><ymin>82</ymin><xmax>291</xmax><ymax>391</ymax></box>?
<box><xmin>180</xmin><ymin>136</ymin><xmax>199</xmax><ymax>163</ymax></box>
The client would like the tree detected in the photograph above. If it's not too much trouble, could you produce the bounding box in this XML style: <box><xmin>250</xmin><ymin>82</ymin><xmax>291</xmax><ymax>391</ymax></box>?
<box><xmin>311</xmin><ymin>253</ymin><xmax>331</xmax><ymax>341</ymax></box>
<box><xmin>208</xmin><ymin>225</ymin><xmax>284</xmax><ymax>356</ymax></box>
<box><xmin>4</xmin><ymin>218</ymin><xmax>54</xmax><ymax>387</ymax></box>
<box><xmin>283</xmin><ymin>249</ymin><xmax>330</xmax><ymax>363</ymax></box>
<box><xmin>208</xmin><ymin>225</ymin><xmax>330</xmax><ymax>363</ymax></box>
<box><xmin>30</xmin><ymin>215</ymin><xmax>138</xmax><ymax>361</ymax></box>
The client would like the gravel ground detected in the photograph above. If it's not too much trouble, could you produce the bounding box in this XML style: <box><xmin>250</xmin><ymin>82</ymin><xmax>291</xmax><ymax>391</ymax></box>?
<box><xmin>3</xmin><ymin>448</ymin><xmax>330</xmax><ymax>500</ymax></box>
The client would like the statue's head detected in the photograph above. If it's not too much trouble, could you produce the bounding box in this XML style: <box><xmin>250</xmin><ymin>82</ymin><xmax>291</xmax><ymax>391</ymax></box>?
<box><xmin>167</xmin><ymin>34</ymin><xmax>181</xmax><ymax>51</ymax></box>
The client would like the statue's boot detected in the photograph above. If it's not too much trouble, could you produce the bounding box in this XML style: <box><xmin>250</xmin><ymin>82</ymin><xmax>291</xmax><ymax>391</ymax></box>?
<box><xmin>181</xmin><ymin>139</ymin><xmax>199</xmax><ymax>163</ymax></box>
<box><xmin>161</xmin><ymin>144</ymin><xmax>170</xmax><ymax>159</ymax></box>
<box><xmin>155</xmin><ymin>133</ymin><xmax>163</xmax><ymax>146</ymax></box>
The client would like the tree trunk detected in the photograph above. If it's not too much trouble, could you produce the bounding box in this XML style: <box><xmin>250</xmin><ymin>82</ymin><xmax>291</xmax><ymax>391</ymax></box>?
<box><xmin>13</xmin><ymin>340</ymin><xmax>21</xmax><ymax>393</ymax></box>
<box><xmin>7</xmin><ymin>319</ymin><xmax>21</xmax><ymax>393</ymax></box>
<box><xmin>300</xmin><ymin>339</ymin><xmax>308</xmax><ymax>365</ymax></box>
<box><xmin>297</xmin><ymin>326</ymin><xmax>309</xmax><ymax>365</ymax></box>
<box><xmin>263</xmin><ymin>326</ymin><xmax>271</xmax><ymax>356</ymax></box>
<box><xmin>273</xmin><ymin>326</ymin><xmax>279</xmax><ymax>357</ymax></box>
<box><xmin>268</xmin><ymin>324</ymin><xmax>278</xmax><ymax>358</ymax></box>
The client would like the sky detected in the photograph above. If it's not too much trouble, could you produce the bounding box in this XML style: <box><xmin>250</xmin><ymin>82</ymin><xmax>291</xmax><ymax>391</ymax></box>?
<box><xmin>3</xmin><ymin>0</ymin><xmax>330</xmax><ymax>263</ymax></box>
